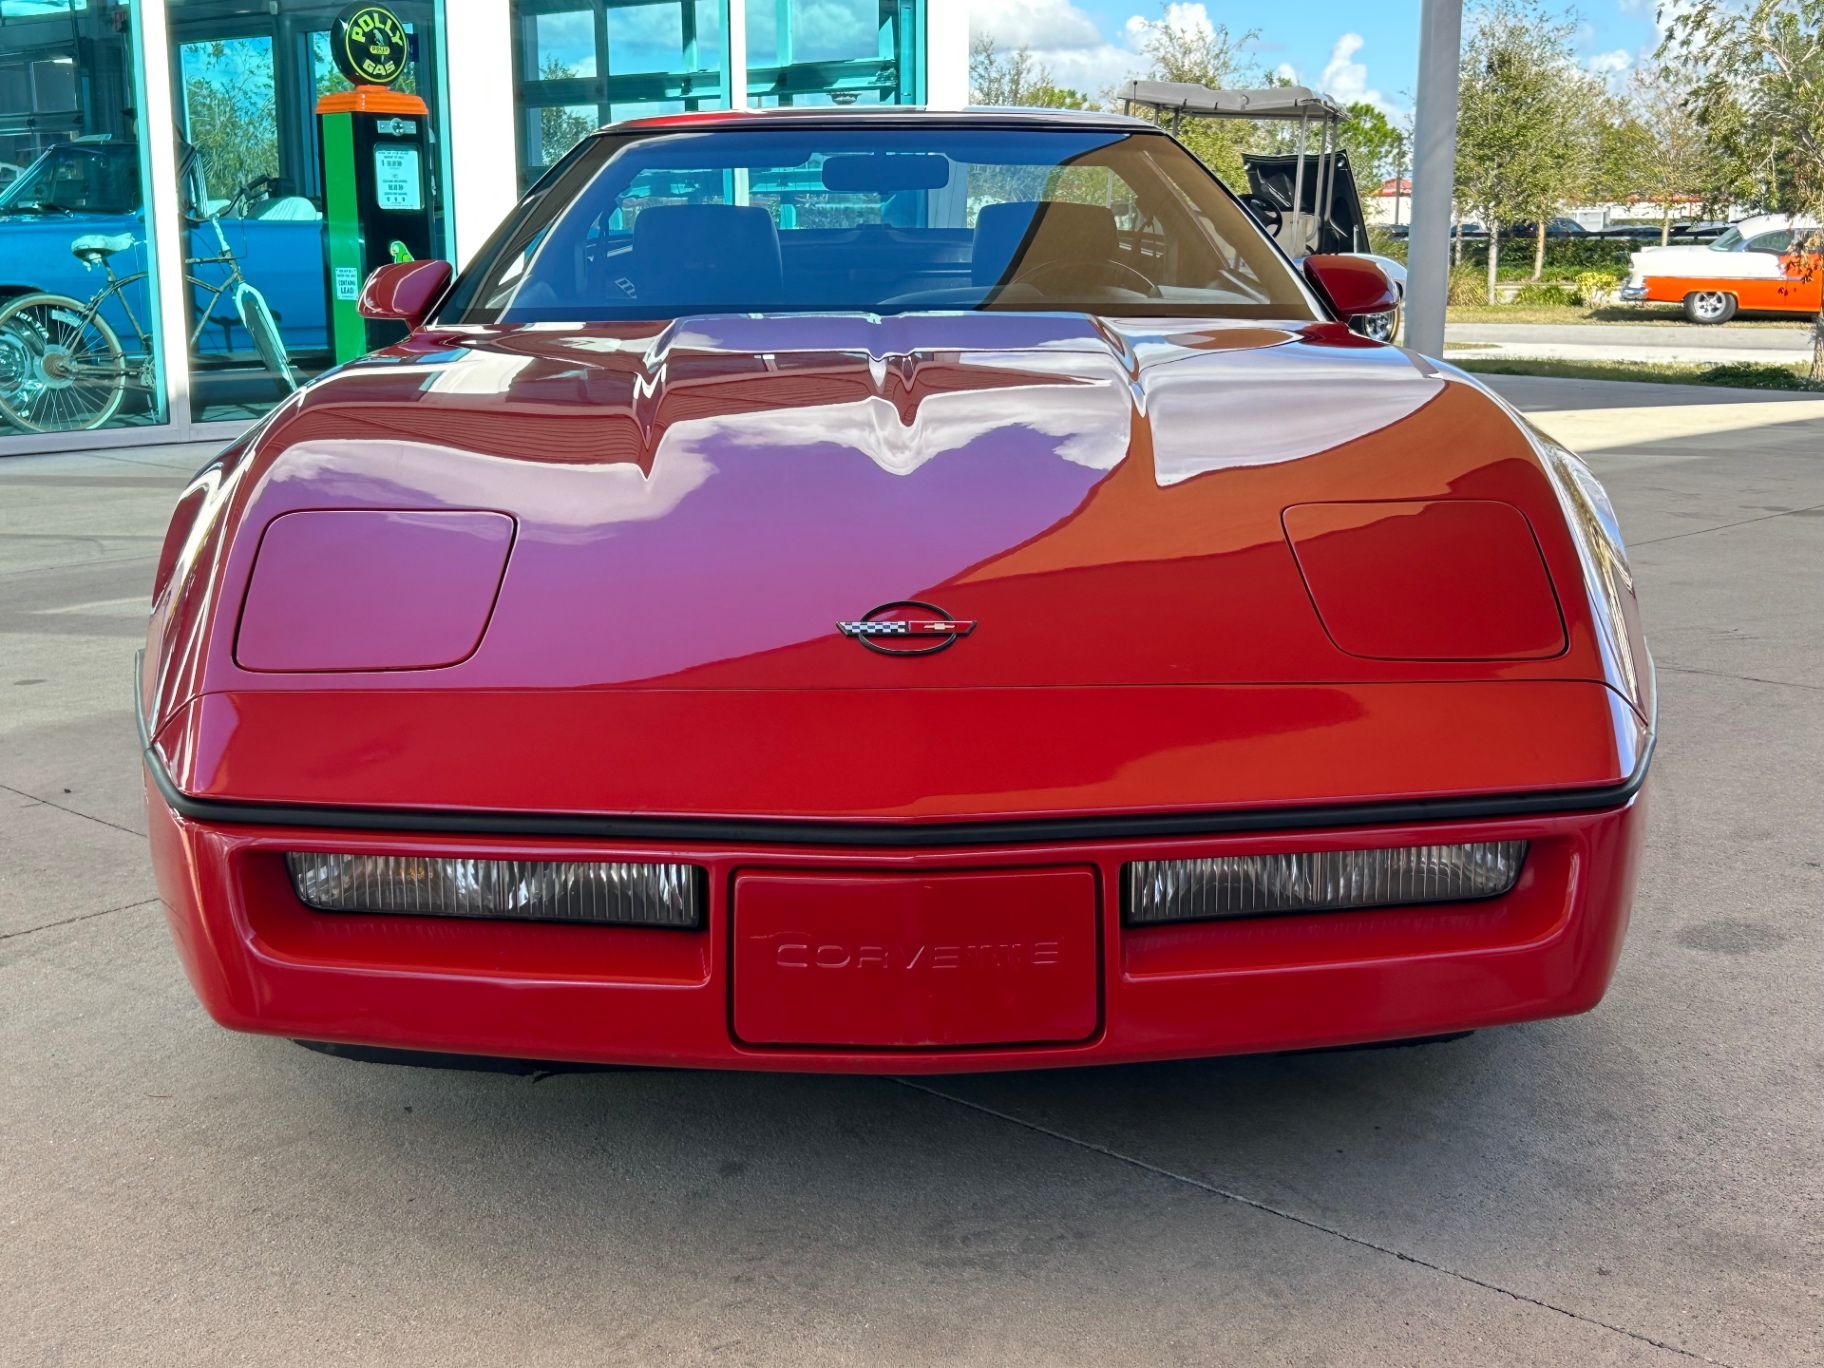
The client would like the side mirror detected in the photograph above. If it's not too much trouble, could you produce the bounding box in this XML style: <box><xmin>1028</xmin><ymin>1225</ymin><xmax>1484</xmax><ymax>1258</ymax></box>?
<box><xmin>1302</xmin><ymin>254</ymin><xmax>1400</xmax><ymax>322</ymax></box>
<box><xmin>357</xmin><ymin>259</ymin><xmax>454</xmax><ymax>329</ymax></box>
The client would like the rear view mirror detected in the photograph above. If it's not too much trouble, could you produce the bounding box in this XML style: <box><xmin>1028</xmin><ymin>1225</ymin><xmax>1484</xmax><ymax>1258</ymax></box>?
<box><xmin>820</xmin><ymin>153</ymin><xmax>950</xmax><ymax>193</ymax></box>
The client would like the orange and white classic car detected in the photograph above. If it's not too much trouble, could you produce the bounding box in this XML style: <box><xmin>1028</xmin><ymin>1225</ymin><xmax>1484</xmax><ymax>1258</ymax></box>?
<box><xmin>1620</xmin><ymin>214</ymin><xmax>1820</xmax><ymax>323</ymax></box>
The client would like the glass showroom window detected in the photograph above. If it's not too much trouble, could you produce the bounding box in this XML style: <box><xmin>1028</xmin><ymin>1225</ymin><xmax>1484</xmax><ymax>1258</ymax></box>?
<box><xmin>510</xmin><ymin>0</ymin><xmax>923</xmax><ymax>190</ymax></box>
<box><xmin>0</xmin><ymin>1</ymin><xmax>169</xmax><ymax>439</ymax></box>
<box><xmin>512</xmin><ymin>0</ymin><xmax>723</xmax><ymax>189</ymax></box>
<box><xmin>164</xmin><ymin>0</ymin><xmax>448</xmax><ymax>423</ymax></box>
<box><xmin>746</xmin><ymin>0</ymin><xmax>923</xmax><ymax>109</ymax></box>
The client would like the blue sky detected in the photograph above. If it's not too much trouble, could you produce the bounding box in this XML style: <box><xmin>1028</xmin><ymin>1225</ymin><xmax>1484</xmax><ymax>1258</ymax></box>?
<box><xmin>970</xmin><ymin>0</ymin><xmax>1677</xmax><ymax>119</ymax></box>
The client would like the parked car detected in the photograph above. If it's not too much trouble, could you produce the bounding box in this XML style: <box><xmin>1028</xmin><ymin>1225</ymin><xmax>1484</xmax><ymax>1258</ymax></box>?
<box><xmin>142</xmin><ymin>108</ymin><xmax>1651</xmax><ymax>1074</ymax></box>
<box><xmin>1620</xmin><ymin>213</ymin><xmax>1821</xmax><ymax>322</ymax></box>
<box><xmin>1508</xmin><ymin>218</ymin><xmax>1589</xmax><ymax>238</ymax></box>
<box><xmin>0</xmin><ymin>138</ymin><xmax>328</xmax><ymax>359</ymax></box>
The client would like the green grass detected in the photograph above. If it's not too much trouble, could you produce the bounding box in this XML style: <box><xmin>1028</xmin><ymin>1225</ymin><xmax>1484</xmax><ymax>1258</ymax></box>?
<box><xmin>1454</xmin><ymin>357</ymin><xmax>1822</xmax><ymax>390</ymax></box>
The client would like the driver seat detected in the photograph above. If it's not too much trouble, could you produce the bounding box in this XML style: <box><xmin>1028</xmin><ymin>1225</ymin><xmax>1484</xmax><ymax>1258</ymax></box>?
<box><xmin>71</xmin><ymin>232</ymin><xmax>135</xmax><ymax>266</ymax></box>
<box><xmin>971</xmin><ymin>201</ymin><xmax>1120</xmax><ymax>289</ymax></box>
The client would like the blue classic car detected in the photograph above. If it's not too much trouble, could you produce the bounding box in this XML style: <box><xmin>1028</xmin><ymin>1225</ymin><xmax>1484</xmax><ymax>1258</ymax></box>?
<box><xmin>0</xmin><ymin>139</ymin><xmax>328</xmax><ymax>362</ymax></box>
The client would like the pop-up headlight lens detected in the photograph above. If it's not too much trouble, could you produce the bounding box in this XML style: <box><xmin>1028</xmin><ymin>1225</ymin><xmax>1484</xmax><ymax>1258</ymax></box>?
<box><xmin>1124</xmin><ymin>841</ymin><xmax>1526</xmax><ymax>925</ymax></box>
<box><xmin>286</xmin><ymin>853</ymin><xmax>704</xmax><ymax>928</ymax></box>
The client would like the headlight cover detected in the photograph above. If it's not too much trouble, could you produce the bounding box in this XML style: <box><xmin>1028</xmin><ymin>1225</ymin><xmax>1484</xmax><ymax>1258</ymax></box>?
<box><xmin>1283</xmin><ymin>501</ymin><xmax>1566</xmax><ymax>661</ymax></box>
<box><xmin>236</xmin><ymin>509</ymin><xmax>515</xmax><ymax>672</ymax></box>
<box><xmin>1124</xmin><ymin>841</ymin><xmax>1527</xmax><ymax>925</ymax></box>
<box><xmin>286</xmin><ymin>853</ymin><xmax>704</xmax><ymax>928</ymax></box>
<box><xmin>1536</xmin><ymin>437</ymin><xmax>1642</xmax><ymax>708</ymax></box>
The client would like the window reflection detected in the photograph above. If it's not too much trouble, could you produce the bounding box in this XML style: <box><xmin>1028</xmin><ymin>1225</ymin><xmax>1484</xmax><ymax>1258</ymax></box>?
<box><xmin>167</xmin><ymin>0</ymin><xmax>445</xmax><ymax>424</ymax></box>
<box><xmin>0</xmin><ymin>0</ymin><xmax>167</xmax><ymax>436</ymax></box>
<box><xmin>510</xmin><ymin>0</ymin><xmax>925</xmax><ymax>190</ymax></box>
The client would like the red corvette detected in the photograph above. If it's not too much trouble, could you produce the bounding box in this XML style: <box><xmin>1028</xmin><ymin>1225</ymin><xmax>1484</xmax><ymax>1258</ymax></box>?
<box><xmin>142</xmin><ymin>109</ymin><xmax>1652</xmax><ymax>1073</ymax></box>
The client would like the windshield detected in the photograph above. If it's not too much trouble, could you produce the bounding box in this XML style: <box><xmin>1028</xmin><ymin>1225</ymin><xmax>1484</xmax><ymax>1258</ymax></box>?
<box><xmin>440</xmin><ymin>125</ymin><xmax>1320</xmax><ymax>323</ymax></box>
<box><xmin>1708</xmin><ymin>227</ymin><xmax>1744</xmax><ymax>252</ymax></box>
<box><xmin>0</xmin><ymin>143</ymin><xmax>140</xmax><ymax>215</ymax></box>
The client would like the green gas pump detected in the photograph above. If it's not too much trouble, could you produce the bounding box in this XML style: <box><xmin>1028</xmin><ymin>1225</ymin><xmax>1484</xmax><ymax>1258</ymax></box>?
<box><xmin>316</xmin><ymin>4</ymin><xmax>435</xmax><ymax>361</ymax></box>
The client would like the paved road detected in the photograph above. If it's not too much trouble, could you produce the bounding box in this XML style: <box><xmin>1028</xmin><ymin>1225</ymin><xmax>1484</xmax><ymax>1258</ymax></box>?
<box><xmin>1444</xmin><ymin>321</ymin><xmax>1816</xmax><ymax>366</ymax></box>
<box><xmin>2</xmin><ymin>382</ymin><xmax>1818</xmax><ymax>1366</ymax></box>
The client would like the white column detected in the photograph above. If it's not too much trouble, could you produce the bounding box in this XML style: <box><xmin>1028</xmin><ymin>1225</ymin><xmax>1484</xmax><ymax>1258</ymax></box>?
<box><xmin>924</xmin><ymin>0</ymin><xmax>969</xmax><ymax>109</ymax></box>
<box><xmin>132</xmin><ymin>0</ymin><xmax>195</xmax><ymax>434</ymax></box>
<box><xmin>442</xmin><ymin>0</ymin><xmax>521</xmax><ymax>269</ymax></box>
<box><xmin>723</xmin><ymin>0</ymin><xmax>749</xmax><ymax>108</ymax></box>
<box><xmin>1405</xmin><ymin>0</ymin><xmax>1462</xmax><ymax>360</ymax></box>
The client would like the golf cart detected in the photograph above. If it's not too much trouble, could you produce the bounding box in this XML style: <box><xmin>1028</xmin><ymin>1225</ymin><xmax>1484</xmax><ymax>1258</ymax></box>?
<box><xmin>1117</xmin><ymin>80</ymin><xmax>1402</xmax><ymax>337</ymax></box>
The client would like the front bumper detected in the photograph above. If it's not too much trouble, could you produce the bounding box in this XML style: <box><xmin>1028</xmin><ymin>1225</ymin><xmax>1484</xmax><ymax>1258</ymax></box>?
<box><xmin>146</xmin><ymin>778</ymin><xmax>1648</xmax><ymax>1073</ymax></box>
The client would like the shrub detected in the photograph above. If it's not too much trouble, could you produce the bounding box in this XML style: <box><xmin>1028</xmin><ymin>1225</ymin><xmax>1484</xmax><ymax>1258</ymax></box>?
<box><xmin>1447</xmin><ymin>266</ymin><xmax>1486</xmax><ymax>306</ymax></box>
<box><xmin>1574</xmin><ymin>271</ymin><xmax>1621</xmax><ymax>307</ymax></box>
<box><xmin>1700</xmin><ymin>363</ymin><xmax>1818</xmax><ymax>391</ymax></box>
<box><xmin>1452</xmin><ymin>238</ymin><xmax>1636</xmax><ymax>275</ymax></box>
<box><xmin>1514</xmin><ymin>284</ymin><xmax>1574</xmax><ymax>307</ymax></box>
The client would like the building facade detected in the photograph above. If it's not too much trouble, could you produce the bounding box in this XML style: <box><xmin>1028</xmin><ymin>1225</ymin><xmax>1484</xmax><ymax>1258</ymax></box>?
<box><xmin>0</xmin><ymin>0</ymin><xmax>966</xmax><ymax>455</ymax></box>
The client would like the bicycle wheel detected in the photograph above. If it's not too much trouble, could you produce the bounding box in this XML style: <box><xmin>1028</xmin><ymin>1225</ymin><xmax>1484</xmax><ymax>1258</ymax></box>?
<box><xmin>0</xmin><ymin>293</ymin><xmax>127</xmax><ymax>432</ymax></box>
<box><xmin>234</xmin><ymin>282</ymin><xmax>296</xmax><ymax>392</ymax></box>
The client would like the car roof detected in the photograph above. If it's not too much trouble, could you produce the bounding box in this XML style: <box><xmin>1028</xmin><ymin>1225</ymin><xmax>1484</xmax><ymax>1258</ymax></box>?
<box><xmin>608</xmin><ymin>106</ymin><xmax>1157</xmax><ymax>134</ymax></box>
<box><xmin>1729</xmin><ymin>213</ymin><xmax>1818</xmax><ymax>235</ymax></box>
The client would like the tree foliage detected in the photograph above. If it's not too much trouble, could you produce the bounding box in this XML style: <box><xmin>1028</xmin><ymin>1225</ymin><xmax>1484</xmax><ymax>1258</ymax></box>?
<box><xmin>1454</xmin><ymin>1</ymin><xmax>1606</xmax><ymax>296</ymax></box>
<box><xmin>1338</xmin><ymin>102</ymin><xmax>1406</xmax><ymax>189</ymax></box>
<box><xmin>1123</xmin><ymin>9</ymin><xmax>1263</xmax><ymax>183</ymax></box>
<box><xmin>1609</xmin><ymin>60</ymin><xmax>1743</xmax><ymax>242</ymax></box>
<box><xmin>182</xmin><ymin>40</ymin><xmax>280</xmax><ymax>208</ymax></box>
<box><xmin>535</xmin><ymin>58</ymin><xmax>599</xmax><ymax>170</ymax></box>
<box><xmin>1662</xmin><ymin>1</ymin><xmax>1824</xmax><ymax>218</ymax></box>
<box><xmin>969</xmin><ymin>35</ymin><xmax>1091</xmax><ymax>111</ymax></box>
<box><xmin>1662</xmin><ymin>0</ymin><xmax>1824</xmax><ymax>376</ymax></box>
<box><xmin>974</xmin><ymin>7</ymin><xmax>1409</xmax><ymax>231</ymax></box>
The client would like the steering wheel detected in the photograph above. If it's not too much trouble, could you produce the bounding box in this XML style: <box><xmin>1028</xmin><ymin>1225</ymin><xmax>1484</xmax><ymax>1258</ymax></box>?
<box><xmin>1008</xmin><ymin>258</ymin><xmax>1159</xmax><ymax>298</ymax></box>
<box><xmin>1242</xmin><ymin>196</ymin><xmax>1283</xmax><ymax>237</ymax></box>
<box><xmin>223</xmin><ymin>175</ymin><xmax>282</xmax><ymax>219</ymax></box>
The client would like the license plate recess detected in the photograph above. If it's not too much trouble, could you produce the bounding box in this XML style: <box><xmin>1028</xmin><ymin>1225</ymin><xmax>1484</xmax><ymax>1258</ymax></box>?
<box><xmin>732</xmin><ymin>867</ymin><xmax>1099</xmax><ymax>1048</ymax></box>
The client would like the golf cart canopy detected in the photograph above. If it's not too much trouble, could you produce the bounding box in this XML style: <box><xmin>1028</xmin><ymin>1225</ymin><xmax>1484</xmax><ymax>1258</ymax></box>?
<box><xmin>1117</xmin><ymin>82</ymin><xmax>1347</xmax><ymax>122</ymax></box>
<box><xmin>1116</xmin><ymin>80</ymin><xmax>1367</xmax><ymax>256</ymax></box>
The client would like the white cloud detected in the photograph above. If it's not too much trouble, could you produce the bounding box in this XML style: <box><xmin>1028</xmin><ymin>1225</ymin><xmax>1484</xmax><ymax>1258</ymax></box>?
<box><xmin>1156</xmin><ymin>2</ymin><xmax>1214</xmax><ymax>43</ymax></box>
<box><xmin>969</xmin><ymin>0</ymin><xmax>1148</xmax><ymax>97</ymax></box>
<box><xmin>969</xmin><ymin>0</ymin><xmax>1105</xmax><ymax>52</ymax></box>
<box><xmin>1587</xmin><ymin>47</ymin><xmax>1633</xmax><ymax>83</ymax></box>
<box><xmin>1316</xmin><ymin>33</ymin><xmax>1403</xmax><ymax>120</ymax></box>
<box><xmin>1618</xmin><ymin>0</ymin><xmax>1691</xmax><ymax>37</ymax></box>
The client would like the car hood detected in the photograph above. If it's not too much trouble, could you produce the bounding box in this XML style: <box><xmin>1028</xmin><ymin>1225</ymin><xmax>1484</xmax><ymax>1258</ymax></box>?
<box><xmin>145</xmin><ymin>312</ymin><xmax>1644</xmax><ymax>820</ymax></box>
<box><xmin>168</xmin><ymin>312</ymin><xmax>1579</xmax><ymax>694</ymax></box>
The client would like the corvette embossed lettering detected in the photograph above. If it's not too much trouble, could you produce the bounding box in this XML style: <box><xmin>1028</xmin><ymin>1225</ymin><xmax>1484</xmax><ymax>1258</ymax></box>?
<box><xmin>771</xmin><ymin>940</ymin><xmax>1062</xmax><ymax>970</ymax></box>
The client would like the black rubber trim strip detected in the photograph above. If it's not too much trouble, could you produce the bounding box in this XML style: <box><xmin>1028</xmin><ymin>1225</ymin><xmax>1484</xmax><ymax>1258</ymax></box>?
<box><xmin>137</xmin><ymin>658</ymin><xmax>1654</xmax><ymax>848</ymax></box>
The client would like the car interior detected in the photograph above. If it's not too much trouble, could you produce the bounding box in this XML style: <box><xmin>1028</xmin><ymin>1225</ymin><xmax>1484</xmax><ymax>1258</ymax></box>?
<box><xmin>459</xmin><ymin>130</ymin><xmax>1312</xmax><ymax>322</ymax></box>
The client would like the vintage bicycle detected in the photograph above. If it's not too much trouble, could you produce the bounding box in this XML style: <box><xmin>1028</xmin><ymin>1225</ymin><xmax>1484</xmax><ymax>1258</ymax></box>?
<box><xmin>0</xmin><ymin>176</ymin><xmax>296</xmax><ymax>433</ymax></box>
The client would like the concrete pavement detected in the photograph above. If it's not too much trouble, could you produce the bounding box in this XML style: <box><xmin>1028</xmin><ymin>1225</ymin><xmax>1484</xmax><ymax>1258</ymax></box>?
<box><xmin>1444</xmin><ymin>320</ymin><xmax>1816</xmax><ymax>367</ymax></box>
<box><xmin>1</xmin><ymin>383</ymin><xmax>1818</xmax><ymax>1366</ymax></box>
